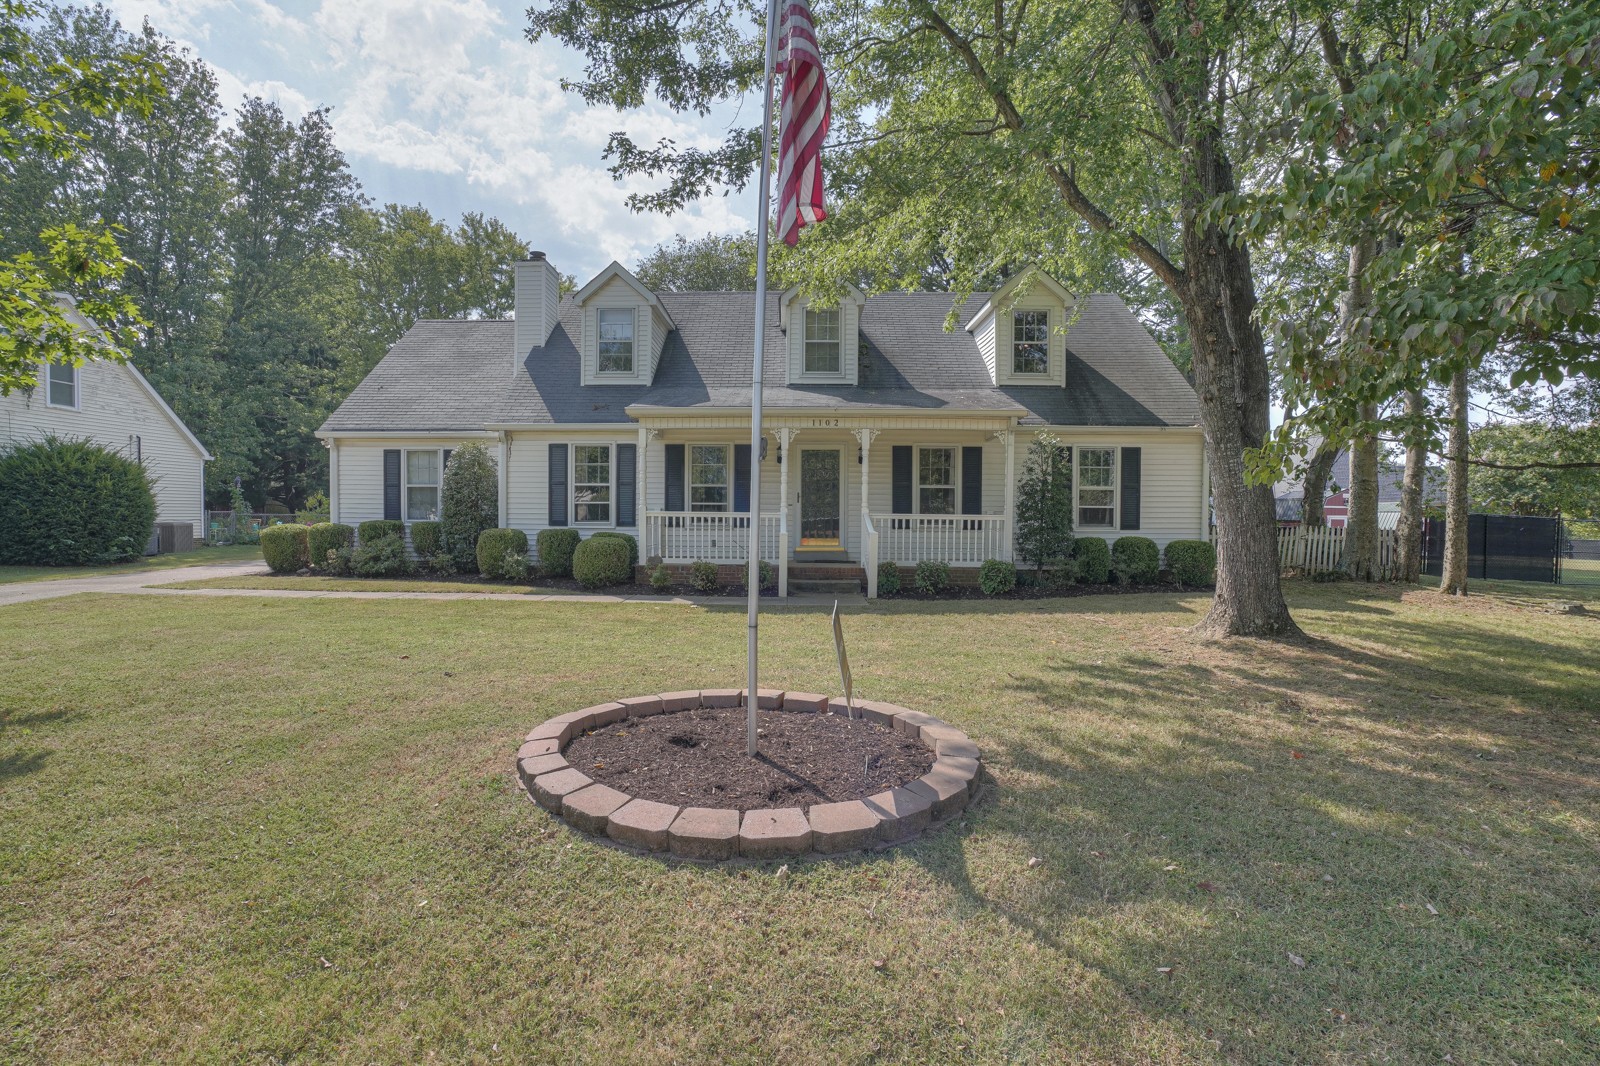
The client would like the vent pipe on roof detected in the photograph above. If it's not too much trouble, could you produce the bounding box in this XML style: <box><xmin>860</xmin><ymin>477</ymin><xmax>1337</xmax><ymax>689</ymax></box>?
<box><xmin>513</xmin><ymin>253</ymin><xmax>559</xmax><ymax>373</ymax></box>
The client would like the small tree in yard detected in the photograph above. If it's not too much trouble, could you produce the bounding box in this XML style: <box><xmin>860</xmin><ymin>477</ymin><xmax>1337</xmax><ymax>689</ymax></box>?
<box><xmin>1014</xmin><ymin>434</ymin><xmax>1074</xmax><ymax>577</ymax></box>
<box><xmin>440</xmin><ymin>443</ymin><xmax>498</xmax><ymax>572</ymax></box>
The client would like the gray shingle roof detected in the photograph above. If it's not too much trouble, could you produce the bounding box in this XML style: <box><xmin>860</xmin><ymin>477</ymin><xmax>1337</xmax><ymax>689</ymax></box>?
<box><xmin>320</xmin><ymin>290</ymin><xmax>1199</xmax><ymax>432</ymax></box>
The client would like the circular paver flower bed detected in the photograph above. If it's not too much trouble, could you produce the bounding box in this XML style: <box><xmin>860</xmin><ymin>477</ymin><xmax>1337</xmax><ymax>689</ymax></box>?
<box><xmin>515</xmin><ymin>689</ymin><xmax>983</xmax><ymax>860</ymax></box>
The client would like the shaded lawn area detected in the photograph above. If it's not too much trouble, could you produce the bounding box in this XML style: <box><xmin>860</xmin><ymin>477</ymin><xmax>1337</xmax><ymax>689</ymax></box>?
<box><xmin>0</xmin><ymin>544</ymin><xmax>262</xmax><ymax>585</ymax></box>
<box><xmin>1</xmin><ymin>582</ymin><xmax>1596</xmax><ymax>1063</ymax></box>
<box><xmin>157</xmin><ymin>574</ymin><xmax>548</xmax><ymax>595</ymax></box>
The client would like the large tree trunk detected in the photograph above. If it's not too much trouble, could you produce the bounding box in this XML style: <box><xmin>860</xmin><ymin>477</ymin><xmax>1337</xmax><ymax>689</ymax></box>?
<box><xmin>1340</xmin><ymin>236</ymin><xmax>1381</xmax><ymax>580</ymax></box>
<box><xmin>1302</xmin><ymin>444</ymin><xmax>1338</xmax><ymax>528</ymax></box>
<box><xmin>1440</xmin><ymin>369</ymin><xmax>1471</xmax><ymax>594</ymax></box>
<box><xmin>1394</xmin><ymin>388</ymin><xmax>1427</xmax><ymax>582</ymax></box>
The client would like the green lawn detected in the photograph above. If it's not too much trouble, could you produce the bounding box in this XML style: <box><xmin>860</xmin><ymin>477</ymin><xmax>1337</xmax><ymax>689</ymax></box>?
<box><xmin>157</xmin><ymin>573</ymin><xmax>548</xmax><ymax>595</ymax></box>
<box><xmin>0</xmin><ymin>543</ymin><xmax>262</xmax><ymax>585</ymax></box>
<box><xmin>2</xmin><ymin>583</ymin><xmax>1596</xmax><ymax>1063</ymax></box>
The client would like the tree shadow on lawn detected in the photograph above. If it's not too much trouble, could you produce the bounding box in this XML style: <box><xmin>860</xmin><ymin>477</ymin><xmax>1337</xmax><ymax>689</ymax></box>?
<box><xmin>0</xmin><ymin>707</ymin><xmax>75</xmax><ymax>784</ymax></box>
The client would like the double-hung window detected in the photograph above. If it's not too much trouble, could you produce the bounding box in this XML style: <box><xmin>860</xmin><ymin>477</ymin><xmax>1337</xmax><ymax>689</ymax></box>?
<box><xmin>1076</xmin><ymin>447</ymin><xmax>1116</xmax><ymax>528</ymax></box>
<box><xmin>45</xmin><ymin>361</ymin><xmax>78</xmax><ymax>409</ymax></box>
<box><xmin>405</xmin><ymin>450</ymin><xmax>441</xmax><ymax>521</ymax></box>
<box><xmin>573</xmin><ymin>444</ymin><xmax>613</xmax><ymax>523</ymax></box>
<box><xmin>1012</xmin><ymin>310</ymin><xmax>1049</xmax><ymax>375</ymax></box>
<box><xmin>803</xmin><ymin>307</ymin><xmax>841</xmax><ymax>374</ymax></box>
<box><xmin>690</xmin><ymin>445</ymin><xmax>730</xmax><ymax>512</ymax></box>
<box><xmin>917</xmin><ymin>447</ymin><xmax>957</xmax><ymax>515</ymax></box>
<box><xmin>597</xmin><ymin>309</ymin><xmax>635</xmax><ymax>373</ymax></box>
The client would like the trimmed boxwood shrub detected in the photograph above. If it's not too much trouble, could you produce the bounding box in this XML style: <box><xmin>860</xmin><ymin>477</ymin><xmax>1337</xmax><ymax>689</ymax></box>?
<box><xmin>409</xmin><ymin>520</ymin><xmax>443</xmax><ymax>559</ymax></box>
<box><xmin>260</xmin><ymin>523</ymin><xmax>311</xmax><ymax>573</ymax></box>
<box><xmin>572</xmin><ymin>535</ymin><xmax>633</xmax><ymax>589</ymax></box>
<box><xmin>536</xmin><ymin>527</ymin><xmax>581</xmax><ymax>577</ymax></box>
<box><xmin>979</xmin><ymin>558</ymin><xmax>1016</xmax><ymax>596</ymax></box>
<box><xmin>876</xmin><ymin>561</ymin><xmax>901</xmax><ymax>595</ymax></box>
<box><xmin>915</xmin><ymin>559</ymin><xmax>951</xmax><ymax>594</ymax></box>
<box><xmin>0</xmin><ymin>436</ymin><xmax>156</xmax><ymax>565</ymax></box>
<box><xmin>308</xmin><ymin>522</ymin><xmax>354</xmax><ymax>568</ymax></box>
<box><xmin>1111</xmin><ymin>535</ymin><xmax>1160</xmax><ymax>585</ymax></box>
<box><xmin>689</xmin><ymin>560</ymin><xmax>719</xmax><ymax>592</ymax></box>
<box><xmin>1165</xmin><ymin>539</ymin><xmax>1218</xmax><ymax>586</ymax></box>
<box><xmin>1074</xmin><ymin>536</ymin><xmax>1111</xmax><ymax>583</ymax></box>
<box><xmin>352</xmin><ymin>534</ymin><xmax>411</xmax><ymax>576</ymax></box>
<box><xmin>591</xmin><ymin>530</ymin><xmax>639</xmax><ymax>568</ymax></box>
<box><xmin>358</xmin><ymin>519</ymin><xmax>404</xmax><ymax>544</ymax></box>
<box><xmin>476</xmin><ymin>528</ymin><xmax>530</xmax><ymax>580</ymax></box>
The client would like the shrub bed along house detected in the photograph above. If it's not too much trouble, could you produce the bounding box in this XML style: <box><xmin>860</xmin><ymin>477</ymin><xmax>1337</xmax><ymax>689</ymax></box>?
<box><xmin>572</xmin><ymin>536</ymin><xmax>633</xmax><ymax>589</ymax></box>
<box><xmin>877</xmin><ymin>561</ymin><xmax>901</xmax><ymax>595</ymax></box>
<box><xmin>260</xmin><ymin>524</ymin><xmax>311</xmax><ymax>573</ymax></box>
<box><xmin>308</xmin><ymin>522</ymin><xmax>354</xmax><ymax>569</ymax></box>
<box><xmin>1073</xmin><ymin>537</ymin><xmax>1112</xmax><ymax>584</ymax></box>
<box><xmin>0</xmin><ymin>436</ymin><xmax>156</xmax><ymax>565</ymax></box>
<box><xmin>537</xmin><ymin>528</ymin><xmax>581</xmax><ymax>578</ymax></box>
<box><xmin>439</xmin><ymin>443</ymin><xmax>498</xmax><ymax>572</ymax></box>
<box><xmin>352</xmin><ymin>533</ymin><xmax>411</xmax><ymax>577</ymax></box>
<box><xmin>1164</xmin><ymin>539</ymin><xmax>1217</xmax><ymax>585</ymax></box>
<box><xmin>591</xmin><ymin>530</ymin><xmax>638</xmax><ymax>568</ymax></box>
<box><xmin>1111</xmin><ymin>536</ymin><xmax>1160</xmax><ymax>584</ymax></box>
<box><xmin>477</xmin><ymin>528</ymin><xmax>530</xmax><ymax>580</ymax></box>
<box><xmin>979</xmin><ymin>559</ymin><xmax>1016</xmax><ymax>596</ymax></box>
<box><xmin>357</xmin><ymin>519</ymin><xmax>405</xmax><ymax>545</ymax></box>
<box><xmin>410</xmin><ymin>520</ymin><xmax>443</xmax><ymax>561</ymax></box>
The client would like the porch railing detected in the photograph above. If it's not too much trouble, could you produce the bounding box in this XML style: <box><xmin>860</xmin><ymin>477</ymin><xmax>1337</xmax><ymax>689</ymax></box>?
<box><xmin>873</xmin><ymin>514</ymin><xmax>1010</xmax><ymax>567</ymax></box>
<box><xmin>645</xmin><ymin>512</ymin><xmax>783</xmax><ymax>564</ymax></box>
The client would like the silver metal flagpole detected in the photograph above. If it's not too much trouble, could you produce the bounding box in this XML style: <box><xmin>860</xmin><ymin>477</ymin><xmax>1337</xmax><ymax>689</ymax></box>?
<box><xmin>746</xmin><ymin>0</ymin><xmax>779</xmax><ymax>758</ymax></box>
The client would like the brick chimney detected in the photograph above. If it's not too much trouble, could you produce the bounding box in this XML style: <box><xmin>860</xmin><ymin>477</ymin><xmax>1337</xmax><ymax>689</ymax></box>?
<box><xmin>513</xmin><ymin>252</ymin><xmax>559</xmax><ymax>373</ymax></box>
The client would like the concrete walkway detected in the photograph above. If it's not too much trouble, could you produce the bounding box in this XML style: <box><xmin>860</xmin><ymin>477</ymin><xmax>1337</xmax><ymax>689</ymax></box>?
<box><xmin>0</xmin><ymin>561</ymin><xmax>271</xmax><ymax>608</ymax></box>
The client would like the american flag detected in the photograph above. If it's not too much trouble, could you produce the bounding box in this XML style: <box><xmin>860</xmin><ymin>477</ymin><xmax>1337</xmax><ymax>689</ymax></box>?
<box><xmin>774</xmin><ymin>0</ymin><xmax>830</xmax><ymax>246</ymax></box>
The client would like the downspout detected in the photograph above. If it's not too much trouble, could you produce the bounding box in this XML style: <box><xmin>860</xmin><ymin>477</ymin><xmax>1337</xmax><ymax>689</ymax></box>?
<box><xmin>498</xmin><ymin>431</ymin><xmax>510</xmax><ymax>529</ymax></box>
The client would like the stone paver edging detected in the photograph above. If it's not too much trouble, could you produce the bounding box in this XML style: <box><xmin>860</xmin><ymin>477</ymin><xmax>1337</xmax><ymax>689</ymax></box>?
<box><xmin>516</xmin><ymin>691</ymin><xmax>983</xmax><ymax>860</ymax></box>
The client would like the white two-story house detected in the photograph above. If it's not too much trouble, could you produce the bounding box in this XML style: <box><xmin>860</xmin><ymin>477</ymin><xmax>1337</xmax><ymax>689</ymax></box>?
<box><xmin>318</xmin><ymin>254</ymin><xmax>1208</xmax><ymax>595</ymax></box>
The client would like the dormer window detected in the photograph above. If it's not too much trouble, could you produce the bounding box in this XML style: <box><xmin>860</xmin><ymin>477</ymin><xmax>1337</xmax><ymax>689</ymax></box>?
<box><xmin>597</xmin><ymin>309</ymin><xmax>635</xmax><ymax>373</ymax></box>
<box><xmin>803</xmin><ymin>307</ymin><xmax>841</xmax><ymax>374</ymax></box>
<box><xmin>1013</xmin><ymin>310</ymin><xmax>1049</xmax><ymax>375</ymax></box>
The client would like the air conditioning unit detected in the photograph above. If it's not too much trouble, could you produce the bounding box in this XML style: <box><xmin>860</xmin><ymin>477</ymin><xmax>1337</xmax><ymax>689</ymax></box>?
<box><xmin>155</xmin><ymin>522</ymin><xmax>195</xmax><ymax>554</ymax></box>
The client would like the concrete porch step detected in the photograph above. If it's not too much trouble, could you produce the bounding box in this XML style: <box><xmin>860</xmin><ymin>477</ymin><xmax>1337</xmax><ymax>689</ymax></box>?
<box><xmin>789</xmin><ymin>578</ymin><xmax>864</xmax><ymax>596</ymax></box>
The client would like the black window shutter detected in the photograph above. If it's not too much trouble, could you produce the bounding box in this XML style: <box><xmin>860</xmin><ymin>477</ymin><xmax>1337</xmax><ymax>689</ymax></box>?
<box><xmin>891</xmin><ymin>446</ymin><xmax>913</xmax><ymax>514</ymax></box>
<box><xmin>442</xmin><ymin>448</ymin><xmax>453</xmax><ymax>473</ymax></box>
<box><xmin>664</xmin><ymin>443</ymin><xmax>685</xmax><ymax>512</ymax></box>
<box><xmin>616</xmin><ymin>443</ymin><xmax>637</xmax><ymax>527</ymax></box>
<box><xmin>961</xmin><ymin>446</ymin><xmax>984</xmax><ymax>515</ymax></box>
<box><xmin>383</xmin><ymin>449</ymin><xmax>401</xmax><ymax>521</ymax></box>
<box><xmin>733</xmin><ymin>444</ymin><xmax>752</xmax><ymax>512</ymax></box>
<box><xmin>547</xmin><ymin>443</ymin><xmax>568</xmax><ymax>526</ymax></box>
<box><xmin>1120</xmin><ymin>446</ymin><xmax>1142</xmax><ymax>530</ymax></box>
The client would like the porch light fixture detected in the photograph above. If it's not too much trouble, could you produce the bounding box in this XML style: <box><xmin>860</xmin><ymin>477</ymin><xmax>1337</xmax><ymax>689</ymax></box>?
<box><xmin>857</xmin><ymin>446</ymin><xmax>862</xmax><ymax>464</ymax></box>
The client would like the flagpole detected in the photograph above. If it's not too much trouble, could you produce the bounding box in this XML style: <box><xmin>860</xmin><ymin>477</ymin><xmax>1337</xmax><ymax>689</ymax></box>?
<box><xmin>746</xmin><ymin>0</ymin><xmax>779</xmax><ymax>759</ymax></box>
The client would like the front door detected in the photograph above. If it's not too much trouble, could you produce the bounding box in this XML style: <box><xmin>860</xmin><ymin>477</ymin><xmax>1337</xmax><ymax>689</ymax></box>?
<box><xmin>798</xmin><ymin>448</ymin><xmax>842</xmax><ymax>546</ymax></box>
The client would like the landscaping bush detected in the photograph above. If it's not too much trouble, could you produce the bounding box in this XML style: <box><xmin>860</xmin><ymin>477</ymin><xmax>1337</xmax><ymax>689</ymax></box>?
<box><xmin>351</xmin><ymin>534</ymin><xmax>412</xmax><ymax>577</ymax></box>
<box><xmin>650</xmin><ymin>564</ymin><xmax>672</xmax><ymax>592</ymax></box>
<box><xmin>321</xmin><ymin>547</ymin><xmax>353</xmax><ymax>576</ymax></box>
<box><xmin>876</xmin><ymin>561</ymin><xmax>901</xmax><ymax>595</ymax></box>
<box><xmin>591</xmin><ymin>530</ymin><xmax>639</xmax><ymax>568</ymax></box>
<box><xmin>1164</xmin><ymin>539</ymin><xmax>1217</xmax><ymax>586</ymax></box>
<box><xmin>0</xmin><ymin>436</ymin><xmax>156</xmax><ymax>565</ymax></box>
<box><xmin>915</xmin><ymin>559</ymin><xmax>951</xmax><ymax>594</ymax></box>
<box><xmin>476</xmin><ymin>528</ymin><xmax>530</xmax><ymax>580</ymax></box>
<box><xmin>572</xmin><ymin>535</ymin><xmax>633</xmax><ymax>589</ymax></box>
<box><xmin>308</xmin><ymin>522</ymin><xmax>354</xmax><ymax>567</ymax></box>
<box><xmin>260</xmin><ymin>523</ymin><xmax>310</xmax><ymax>573</ymax></box>
<box><xmin>1111</xmin><ymin>536</ymin><xmax>1160</xmax><ymax>585</ymax></box>
<box><xmin>979</xmin><ymin>558</ymin><xmax>1016</xmax><ymax>596</ymax></box>
<box><xmin>536</xmin><ymin>528</ymin><xmax>581</xmax><ymax>577</ymax></box>
<box><xmin>689</xmin><ymin>560</ymin><xmax>719</xmax><ymax>592</ymax></box>
<box><xmin>757</xmin><ymin>559</ymin><xmax>776</xmax><ymax>591</ymax></box>
<box><xmin>1074</xmin><ymin>537</ymin><xmax>1111</xmax><ymax>583</ymax></box>
<box><xmin>440</xmin><ymin>443</ymin><xmax>498</xmax><ymax>572</ymax></box>
<box><xmin>409</xmin><ymin>520</ymin><xmax>443</xmax><ymax>560</ymax></box>
<box><xmin>357</xmin><ymin>519</ymin><xmax>404</xmax><ymax>544</ymax></box>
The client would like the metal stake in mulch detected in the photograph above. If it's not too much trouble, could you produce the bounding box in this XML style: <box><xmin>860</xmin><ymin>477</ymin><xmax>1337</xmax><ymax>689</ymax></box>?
<box><xmin>832</xmin><ymin>599</ymin><xmax>855</xmax><ymax>721</ymax></box>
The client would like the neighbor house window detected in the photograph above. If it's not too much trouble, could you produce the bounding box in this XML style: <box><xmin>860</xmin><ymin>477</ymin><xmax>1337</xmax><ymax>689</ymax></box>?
<box><xmin>405</xmin><ymin>449</ymin><xmax>441</xmax><ymax>521</ymax></box>
<box><xmin>803</xmin><ymin>307</ymin><xmax>841</xmax><ymax>374</ymax></box>
<box><xmin>597</xmin><ymin>309</ymin><xmax>634</xmax><ymax>373</ymax></box>
<box><xmin>45</xmin><ymin>360</ymin><xmax>78</xmax><ymax>408</ymax></box>
<box><xmin>1076</xmin><ymin>447</ymin><xmax>1116</xmax><ymax>528</ymax></box>
<box><xmin>690</xmin><ymin>445</ymin><xmax>730</xmax><ymax>512</ymax></box>
<box><xmin>573</xmin><ymin>444</ymin><xmax>612</xmax><ymax>523</ymax></box>
<box><xmin>917</xmin><ymin>447</ymin><xmax>956</xmax><ymax>514</ymax></box>
<box><xmin>1013</xmin><ymin>310</ymin><xmax>1049</xmax><ymax>375</ymax></box>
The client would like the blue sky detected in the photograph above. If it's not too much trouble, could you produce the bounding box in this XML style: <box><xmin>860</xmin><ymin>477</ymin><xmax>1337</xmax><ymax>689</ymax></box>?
<box><xmin>105</xmin><ymin>0</ymin><xmax>755</xmax><ymax>279</ymax></box>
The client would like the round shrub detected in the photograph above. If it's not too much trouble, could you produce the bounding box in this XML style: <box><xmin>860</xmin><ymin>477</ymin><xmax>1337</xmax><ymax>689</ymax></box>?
<box><xmin>876</xmin><ymin>561</ymin><xmax>901</xmax><ymax>595</ymax></box>
<box><xmin>351</xmin><ymin>533</ymin><xmax>412</xmax><ymax>577</ymax></box>
<box><xmin>650</xmin><ymin>564</ymin><xmax>672</xmax><ymax>592</ymax></box>
<box><xmin>0</xmin><ymin>436</ymin><xmax>156</xmax><ymax>565</ymax></box>
<box><xmin>572</xmin><ymin>535</ymin><xmax>633</xmax><ymax>589</ymax></box>
<box><xmin>409</xmin><ymin>520</ymin><xmax>443</xmax><ymax>560</ymax></box>
<box><xmin>308</xmin><ymin>522</ymin><xmax>354</xmax><ymax>568</ymax></box>
<box><xmin>591</xmin><ymin>530</ymin><xmax>639</xmax><ymax>568</ymax></box>
<box><xmin>260</xmin><ymin>523</ymin><xmax>310</xmax><ymax>573</ymax></box>
<box><xmin>476</xmin><ymin>528</ymin><xmax>530</xmax><ymax>580</ymax></box>
<box><xmin>756</xmin><ymin>559</ymin><xmax>776</xmax><ymax>591</ymax></box>
<box><xmin>440</xmin><ymin>442</ymin><xmax>498</xmax><ymax>571</ymax></box>
<box><xmin>1165</xmin><ymin>539</ymin><xmax>1217</xmax><ymax>585</ymax></box>
<box><xmin>1111</xmin><ymin>536</ymin><xmax>1160</xmax><ymax>585</ymax></box>
<box><xmin>536</xmin><ymin>527</ymin><xmax>581</xmax><ymax>578</ymax></box>
<box><xmin>978</xmin><ymin>558</ymin><xmax>1016</xmax><ymax>596</ymax></box>
<box><xmin>1074</xmin><ymin>537</ymin><xmax>1111</xmax><ymax>584</ymax></box>
<box><xmin>914</xmin><ymin>559</ymin><xmax>951</xmax><ymax>595</ymax></box>
<box><xmin>689</xmin><ymin>560</ymin><xmax>720</xmax><ymax>592</ymax></box>
<box><xmin>357</xmin><ymin>519</ymin><xmax>404</xmax><ymax>544</ymax></box>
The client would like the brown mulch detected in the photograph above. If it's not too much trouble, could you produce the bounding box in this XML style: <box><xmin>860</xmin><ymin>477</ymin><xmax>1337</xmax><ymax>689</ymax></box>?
<box><xmin>562</xmin><ymin>706</ymin><xmax>935</xmax><ymax>812</ymax></box>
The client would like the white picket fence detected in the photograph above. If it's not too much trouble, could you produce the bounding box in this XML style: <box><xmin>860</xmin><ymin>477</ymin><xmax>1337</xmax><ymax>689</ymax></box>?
<box><xmin>1277</xmin><ymin>526</ymin><xmax>1401</xmax><ymax>577</ymax></box>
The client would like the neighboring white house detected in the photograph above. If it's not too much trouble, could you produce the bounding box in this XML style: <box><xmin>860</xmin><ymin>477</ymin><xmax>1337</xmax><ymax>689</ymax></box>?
<box><xmin>1</xmin><ymin>296</ymin><xmax>212</xmax><ymax>539</ymax></box>
<box><xmin>318</xmin><ymin>255</ymin><xmax>1209</xmax><ymax>595</ymax></box>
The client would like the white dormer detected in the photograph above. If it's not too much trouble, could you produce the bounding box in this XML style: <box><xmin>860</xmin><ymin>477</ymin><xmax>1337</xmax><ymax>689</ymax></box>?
<box><xmin>572</xmin><ymin>261</ymin><xmax>676</xmax><ymax>385</ymax></box>
<box><xmin>963</xmin><ymin>267</ymin><xmax>1076</xmax><ymax>386</ymax></box>
<box><xmin>780</xmin><ymin>283</ymin><xmax>866</xmax><ymax>386</ymax></box>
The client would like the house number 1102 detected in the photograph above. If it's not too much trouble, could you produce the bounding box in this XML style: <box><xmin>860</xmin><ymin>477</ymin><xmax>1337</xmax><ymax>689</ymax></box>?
<box><xmin>810</xmin><ymin>418</ymin><xmax>841</xmax><ymax>427</ymax></box>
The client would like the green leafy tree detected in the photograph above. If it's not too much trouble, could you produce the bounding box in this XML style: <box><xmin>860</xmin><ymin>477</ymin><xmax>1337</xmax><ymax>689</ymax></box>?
<box><xmin>439</xmin><ymin>442</ymin><xmax>499</xmax><ymax>572</ymax></box>
<box><xmin>634</xmin><ymin>232</ymin><xmax>757</xmax><ymax>291</ymax></box>
<box><xmin>1469</xmin><ymin>423</ymin><xmax>1600</xmax><ymax>520</ymax></box>
<box><xmin>1013</xmin><ymin>434</ymin><xmax>1074</xmax><ymax>576</ymax></box>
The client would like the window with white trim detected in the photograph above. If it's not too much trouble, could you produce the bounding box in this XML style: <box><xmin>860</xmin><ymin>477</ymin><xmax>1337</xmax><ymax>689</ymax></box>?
<box><xmin>690</xmin><ymin>445</ymin><xmax>730</xmax><ymax>512</ymax></box>
<box><xmin>1076</xmin><ymin>447</ymin><xmax>1116</xmax><ymax>528</ymax></box>
<box><xmin>803</xmin><ymin>307</ymin><xmax>841</xmax><ymax>374</ymax></box>
<box><xmin>917</xmin><ymin>446</ymin><xmax>957</xmax><ymax>515</ymax></box>
<box><xmin>1012</xmin><ymin>309</ymin><xmax>1049</xmax><ymax>375</ymax></box>
<box><xmin>597</xmin><ymin>309</ymin><xmax>634</xmax><ymax>373</ymax></box>
<box><xmin>45</xmin><ymin>360</ymin><xmax>78</xmax><ymax>408</ymax></box>
<box><xmin>573</xmin><ymin>444</ymin><xmax>613</xmax><ymax>523</ymax></box>
<box><xmin>404</xmin><ymin>449</ymin><xmax>441</xmax><ymax>521</ymax></box>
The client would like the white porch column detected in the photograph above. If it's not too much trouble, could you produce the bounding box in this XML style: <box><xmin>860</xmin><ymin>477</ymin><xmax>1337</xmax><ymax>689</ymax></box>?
<box><xmin>776</xmin><ymin>427</ymin><xmax>797</xmax><ymax>596</ymax></box>
<box><xmin>641</xmin><ymin>427</ymin><xmax>657</xmax><ymax>559</ymax></box>
<box><xmin>853</xmin><ymin>427</ymin><xmax>878</xmax><ymax>571</ymax></box>
<box><xmin>997</xmin><ymin>428</ymin><xmax>1016</xmax><ymax>561</ymax></box>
